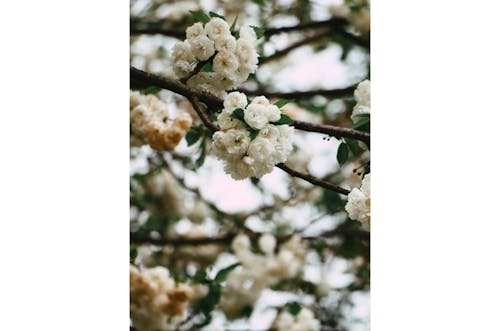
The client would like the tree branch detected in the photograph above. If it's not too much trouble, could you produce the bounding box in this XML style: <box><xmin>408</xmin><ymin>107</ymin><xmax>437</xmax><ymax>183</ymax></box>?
<box><xmin>238</xmin><ymin>85</ymin><xmax>356</xmax><ymax>99</ymax></box>
<box><xmin>276</xmin><ymin>163</ymin><xmax>350</xmax><ymax>195</ymax></box>
<box><xmin>130</xmin><ymin>67</ymin><xmax>369</xmax><ymax>194</ymax></box>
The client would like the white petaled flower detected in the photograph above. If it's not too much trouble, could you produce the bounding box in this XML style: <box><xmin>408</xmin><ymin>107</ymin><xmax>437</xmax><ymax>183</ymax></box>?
<box><xmin>247</xmin><ymin>137</ymin><xmax>275</xmax><ymax>163</ymax></box>
<box><xmin>214</xmin><ymin>34</ymin><xmax>237</xmax><ymax>52</ymax></box>
<box><xmin>236</xmin><ymin>38</ymin><xmax>259</xmax><ymax>71</ymax></box>
<box><xmin>351</xmin><ymin>79</ymin><xmax>370</xmax><ymax>119</ymax></box>
<box><xmin>189</xmin><ymin>35</ymin><xmax>215</xmax><ymax>61</ymax></box>
<box><xmin>232</xmin><ymin>233</ymin><xmax>251</xmax><ymax>253</ymax></box>
<box><xmin>205</xmin><ymin>17</ymin><xmax>231</xmax><ymax>41</ymax></box>
<box><xmin>212</xmin><ymin>93</ymin><xmax>294</xmax><ymax>179</ymax></box>
<box><xmin>171</xmin><ymin>41</ymin><xmax>196</xmax><ymax>78</ymax></box>
<box><xmin>244</xmin><ymin>103</ymin><xmax>269</xmax><ymax>130</ymax></box>
<box><xmin>259</xmin><ymin>233</ymin><xmax>277</xmax><ymax>255</ymax></box>
<box><xmin>239</xmin><ymin>25</ymin><xmax>257</xmax><ymax>43</ymax></box>
<box><xmin>186</xmin><ymin>22</ymin><xmax>205</xmax><ymax>40</ymax></box>
<box><xmin>275</xmin><ymin>308</ymin><xmax>320</xmax><ymax>331</ymax></box>
<box><xmin>223</xmin><ymin>91</ymin><xmax>248</xmax><ymax>111</ymax></box>
<box><xmin>345</xmin><ymin>174</ymin><xmax>370</xmax><ymax>230</ymax></box>
<box><xmin>213</xmin><ymin>51</ymin><xmax>239</xmax><ymax>80</ymax></box>
<box><xmin>222</xmin><ymin>129</ymin><xmax>250</xmax><ymax>156</ymax></box>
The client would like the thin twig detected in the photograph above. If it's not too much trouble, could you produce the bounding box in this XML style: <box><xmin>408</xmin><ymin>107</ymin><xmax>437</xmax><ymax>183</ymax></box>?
<box><xmin>276</xmin><ymin>163</ymin><xmax>351</xmax><ymax>195</ymax></box>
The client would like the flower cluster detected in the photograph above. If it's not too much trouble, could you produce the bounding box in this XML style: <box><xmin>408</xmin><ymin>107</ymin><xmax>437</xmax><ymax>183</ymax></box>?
<box><xmin>171</xmin><ymin>18</ymin><xmax>259</xmax><ymax>98</ymax></box>
<box><xmin>275</xmin><ymin>308</ymin><xmax>321</xmax><ymax>331</ymax></box>
<box><xmin>330</xmin><ymin>0</ymin><xmax>370</xmax><ymax>33</ymax></box>
<box><xmin>130</xmin><ymin>91</ymin><xmax>192</xmax><ymax>150</ymax></box>
<box><xmin>130</xmin><ymin>265</ymin><xmax>194</xmax><ymax>331</ymax></box>
<box><xmin>212</xmin><ymin>92</ymin><xmax>294</xmax><ymax>180</ymax></box>
<box><xmin>351</xmin><ymin>79</ymin><xmax>370</xmax><ymax>120</ymax></box>
<box><xmin>345</xmin><ymin>174</ymin><xmax>370</xmax><ymax>230</ymax></box>
<box><xmin>219</xmin><ymin>233</ymin><xmax>306</xmax><ymax>315</ymax></box>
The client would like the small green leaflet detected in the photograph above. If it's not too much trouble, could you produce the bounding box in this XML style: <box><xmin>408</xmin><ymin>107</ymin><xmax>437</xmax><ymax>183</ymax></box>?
<box><xmin>337</xmin><ymin>142</ymin><xmax>349</xmax><ymax>165</ymax></box>
<box><xmin>352</xmin><ymin>115</ymin><xmax>370</xmax><ymax>130</ymax></box>
<box><xmin>140</xmin><ymin>86</ymin><xmax>160</xmax><ymax>95</ymax></box>
<box><xmin>185</xmin><ymin>130</ymin><xmax>202</xmax><ymax>146</ymax></box>
<box><xmin>214</xmin><ymin>263</ymin><xmax>240</xmax><ymax>283</ymax></box>
<box><xmin>208</xmin><ymin>11</ymin><xmax>225</xmax><ymax>19</ymax></box>
<box><xmin>189</xmin><ymin>10</ymin><xmax>210</xmax><ymax>24</ymax></box>
<box><xmin>230</xmin><ymin>108</ymin><xmax>245</xmax><ymax>122</ymax></box>
<box><xmin>273</xmin><ymin>99</ymin><xmax>293</xmax><ymax>108</ymax></box>
<box><xmin>201</xmin><ymin>61</ymin><xmax>214</xmax><ymax>72</ymax></box>
<box><xmin>285</xmin><ymin>302</ymin><xmax>302</xmax><ymax>316</ymax></box>
<box><xmin>130</xmin><ymin>246</ymin><xmax>137</xmax><ymax>264</ymax></box>
<box><xmin>230</xmin><ymin>16</ymin><xmax>238</xmax><ymax>32</ymax></box>
<box><xmin>273</xmin><ymin>114</ymin><xmax>294</xmax><ymax>125</ymax></box>
<box><xmin>192</xmin><ymin>269</ymin><xmax>208</xmax><ymax>283</ymax></box>
<box><xmin>196</xmin><ymin>140</ymin><xmax>206</xmax><ymax>167</ymax></box>
<box><xmin>250</xmin><ymin>25</ymin><xmax>264</xmax><ymax>39</ymax></box>
<box><xmin>252</xmin><ymin>0</ymin><xmax>265</xmax><ymax>7</ymax></box>
<box><xmin>250</xmin><ymin>129</ymin><xmax>259</xmax><ymax>141</ymax></box>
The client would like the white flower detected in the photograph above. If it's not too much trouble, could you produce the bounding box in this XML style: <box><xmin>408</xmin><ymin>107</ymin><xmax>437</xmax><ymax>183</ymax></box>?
<box><xmin>171</xmin><ymin>41</ymin><xmax>196</xmax><ymax>78</ymax></box>
<box><xmin>232</xmin><ymin>233</ymin><xmax>251</xmax><ymax>253</ymax></box>
<box><xmin>213</xmin><ymin>51</ymin><xmax>239</xmax><ymax>79</ymax></box>
<box><xmin>247</xmin><ymin>137</ymin><xmax>275</xmax><ymax>163</ymax></box>
<box><xmin>217</xmin><ymin>110</ymin><xmax>241</xmax><ymax>130</ymax></box>
<box><xmin>224</xmin><ymin>91</ymin><xmax>248</xmax><ymax>111</ymax></box>
<box><xmin>205</xmin><ymin>17</ymin><xmax>231</xmax><ymax>41</ymax></box>
<box><xmin>222</xmin><ymin>129</ymin><xmax>250</xmax><ymax>156</ymax></box>
<box><xmin>275</xmin><ymin>308</ymin><xmax>320</xmax><ymax>331</ymax></box>
<box><xmin>189</xmin><ymin>35</ymin><xmax>215</xmax><ymax>61</ymax></box>
<box><xmin>236</xmin><ymin>38</ymin><xmax>259</xmax><ymax>71</ymax></box>
<box><xmin>239</xmin><ymin>25</ymin><xmax>257</xmax><ymax>43</ymax></box>
<box><xmin>259</xmin><ymin>233</ymin><xmax>277</xmax><ymax>255</ymax></box>
<box><xmin>186</xmin><ymin>22</ymin><xmax>205</xmax><ymax>40</ymax></box>
<box><xmin>354</xmin><ymin>80</ymin><xmax>370</xmax><ymax>107</ymax></box>
<box><xmin>244</xmin><ymin>103</ymin><xmax>269</xmax><ymax>129</ymax></box>
<box><xmin>345</xmin><ymin>174</ymin><xmax>370</xmax><ymax>230</ymax></box>
<box><xmin>214</xmin><ymin>34</ymin><xmax>237</xmax><ymax>52</ymax></box>
<box><xmin>352</xmin><ymin>79</ymin><xmax>370</xmax><ymax>119</ymax></box>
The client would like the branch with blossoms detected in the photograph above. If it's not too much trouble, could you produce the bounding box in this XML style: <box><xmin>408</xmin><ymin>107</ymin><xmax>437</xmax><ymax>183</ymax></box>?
<box><xmin>130</xmin><ymin>66</ymin><xmax>369</xmax><ymax>194</ymax></box>
<box><xmin>130</xmin><ymin>17</ymin><xmax>369</xmax><ymax>49</ymax></box>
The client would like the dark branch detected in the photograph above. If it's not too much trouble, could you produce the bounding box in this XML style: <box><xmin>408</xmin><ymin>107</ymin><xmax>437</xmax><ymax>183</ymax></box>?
<box><xmin>260</xmin><ymin>30</ymin><xmax>331</xmax><ymax>64</ymax></box>
<box><xmin>277</xmin><ymin>163</ymin><xmax>351</xmax><ymax>195</ymax></box>
<box><xmin>238</xmin><ymin>85</ymin><xmax>356</xmax><ymax>99</ymax></box>
<box><xmin>293</xmin><ymin>120</ymin><xmax>370</xmax><ymax>145</ymax></box>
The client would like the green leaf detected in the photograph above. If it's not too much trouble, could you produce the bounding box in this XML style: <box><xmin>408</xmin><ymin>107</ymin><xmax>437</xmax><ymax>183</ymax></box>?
<box><xmin>201</xmin><ymin>61</ymin><xmax>213</xmax><ymax>72</ymax></box>
<box><xmin>185</xmin><ymin>130</ymin><xmax>202</xmax><ymax>146</ymax></box>
<box><xmin>250</xmin><ymin>25</ymin><xmax>264</xmax><ymax>39</ymax></box>
<box><xmin>208</xmin><ymin>11</ymin><xmax>225</xmax><ymax>20</ymax></box>
<box><xmin>273</xmin><ymin>114</ymin><xmax>294</xmax><ymax>125</ymax></box>
<box><xmin>337</xmin><ymin>142</ymin><xmax>349</xmax><ymax>165</ymax></box>
<box><xmin>189</xmin><ymin>10</ymin><xmax>210</xmax><ymax>24</ymax></box>
<box><xmin>250</xmin><ymin>129</ymin><xmax>259</xmax><ymax>141</ymax></box>
<box><xmin>274</xmin><ymin>99</ymin><xmax>293</xmax><ymax>108</ymax></box>
<box><xmin>352</xmin><ymin>115</ymin><xmax>370</xmax><ymax>130</ymax></box>
<box><xmin>230</xmin><ymin>108</ymin><xmax>245</xmax><ymax>122</ymax></box>
<box><xmin>214</xmin><ymin>263</ymin><xmax>240</xmax><ymax>283</ymax></box>
<box><xmin>195</xmin><ymin>140</ymin><xmax>206</xmax><ymax>167</ymax></box>
<box><xmin>130</xmin><ymin>246</ymin><xmax>137</xmax><ymax>264</ymax></box>
<box><xmin>310</xmin><ymin>240</ymin><xmax>326</xmax><ymax>253</ymax></box>
<box><xmin>140</xmin><ymin>86</ymin><xmax>160</xmax><ymax>95</ymax></box>
<box><xmin>252</xmin><ymin>0</ymin><xmax>265</xmax><ymax>6</ymax></box>
<box><xmin>285</xmin><ymin>302</ymin><xmax>302</xmax><ymax>316</ymax></box>
<box><xmin>345</xmin><ymin>138</ymin><xmax>362</xmax><ymax>155</ymax></box>
<box><xmin>230</xmin><ymin>16</ymin><xmax>238</xmax><ymax>32</ymax></box>
<box><xmin>192</xmin><ymin>269</ymin><xmax>208</xmax><ymax>283</ymax></box>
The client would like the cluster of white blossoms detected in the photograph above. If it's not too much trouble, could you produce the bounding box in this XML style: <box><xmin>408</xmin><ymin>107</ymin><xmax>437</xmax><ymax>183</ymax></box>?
<box><xmin>351</xmin><ymin>79</ymin><xmax>370</xmax><ymax>120</ymax></box>
<box><xmin>212</xmin><ymin>92</ymin><xmax>294</xmax><ymax>180</ymax></box>
<box><xmin>170</xmin><ymin>18</ymin><xmax>259</xmax><ymax>98</ymax></box>
<box><xmin>219</xmin><ymin>233</ymin><xmax>306</xmax><ymax>315</ymax></box>
<box><xmin>130</xmin><ymin>265</ymin><xmax>194</xmax><ymax>331</ymax></box>
<box><xmin>275</xmin><ymin>308</ymin><xmax>321</xmax><ymax>331</ymax></box>
<box><xmin>130</xmin><ymin>91</ymin><xmax>192</xmax><ymax>150</ymax></box>
<box><xmin>345</xmin><ymin>174</ymin><xmax>370</xmax><ymax>230</ymax></box>
<box><xmin>330</xmin><ymin>0</ymin><xmax>370</xmax><ymax>33</ymax></box>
